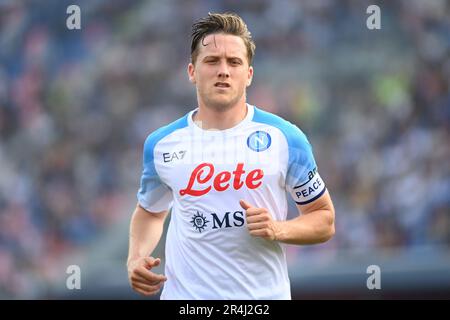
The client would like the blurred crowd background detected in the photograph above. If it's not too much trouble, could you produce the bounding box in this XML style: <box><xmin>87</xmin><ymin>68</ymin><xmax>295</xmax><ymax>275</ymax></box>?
<box><xmin>0</xmin><ymin>0</ymin><xmax>449</xmax><ymax>299</ymax></box>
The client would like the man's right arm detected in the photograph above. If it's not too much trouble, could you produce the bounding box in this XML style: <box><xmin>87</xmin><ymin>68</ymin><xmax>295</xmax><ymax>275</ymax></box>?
<box><xmin>127</xmin><ymin>203</ymin><xmax>168</xmax><ymax>296</ymax></box>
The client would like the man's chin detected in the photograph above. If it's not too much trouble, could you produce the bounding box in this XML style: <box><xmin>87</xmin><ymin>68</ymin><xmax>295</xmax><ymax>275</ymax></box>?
<box><xmin>206</xmin><ymin>98</ymin><xmax>237</xmax><ymax>112</ymax></box>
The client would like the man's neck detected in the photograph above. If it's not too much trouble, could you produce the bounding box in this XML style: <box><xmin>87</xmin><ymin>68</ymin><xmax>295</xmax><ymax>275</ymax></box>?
<box><xmin>194</xmin><ymin>102</ymin><xmax>248</xmax><ymax>130</ymax></box>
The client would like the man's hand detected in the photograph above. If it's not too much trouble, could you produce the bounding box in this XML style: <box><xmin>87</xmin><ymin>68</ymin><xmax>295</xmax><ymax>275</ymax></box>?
<box><xmin>239</xmin><ymin>199</ymin><xmax>280</xmax><ymax>241</ymax></box>
<box><xmin>127</xmin><ymin>256</ymin><xmax>167</xmax><ymax>296</ymax></box>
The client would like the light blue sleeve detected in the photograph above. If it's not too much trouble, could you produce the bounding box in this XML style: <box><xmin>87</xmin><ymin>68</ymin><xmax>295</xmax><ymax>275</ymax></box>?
<box><xmin>252</xmin><ymin>106</ymin><xmax>326</xmax><ymax>205</ymax></box>
<box><xmin>284</xmin><ymin>124</ymin><xmax>326</xmax><ymax>205</ymax></box>
<box><xmin>137</xmin><ymin>132</ymin><xmax>173</xmax><ymax>213</ymax></box>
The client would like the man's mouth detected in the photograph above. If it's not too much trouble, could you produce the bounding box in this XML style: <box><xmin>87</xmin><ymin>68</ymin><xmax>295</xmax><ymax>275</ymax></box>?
<box><xmin>214</xmin><ymin>82</ymin><xmax>231</xmax><ymax>88</ymax></box>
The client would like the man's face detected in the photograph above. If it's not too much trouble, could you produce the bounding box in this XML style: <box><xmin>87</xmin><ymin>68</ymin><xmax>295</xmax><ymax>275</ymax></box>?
<box><xmin>188</xmin><ymin>33</ymin><xmax>253</xmax><ymax>111</ymax></box>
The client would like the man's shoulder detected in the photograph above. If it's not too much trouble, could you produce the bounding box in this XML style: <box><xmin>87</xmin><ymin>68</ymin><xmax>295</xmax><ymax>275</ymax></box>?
<box><xmin>143</xmin><ymin>112</ymin><xmax>190</xmax><ymax>151</ymax></box>
<box><xmin>251</xmin><ymin>106</ymin><xmax>308</xmax><ymax>147</ymax></box>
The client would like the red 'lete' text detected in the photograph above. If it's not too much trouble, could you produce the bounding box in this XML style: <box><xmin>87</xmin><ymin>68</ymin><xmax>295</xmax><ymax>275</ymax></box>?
<box><xmin>179</xmin><ymin>163</ymin><xmax>264</xmax><ymax>196</ymax></box>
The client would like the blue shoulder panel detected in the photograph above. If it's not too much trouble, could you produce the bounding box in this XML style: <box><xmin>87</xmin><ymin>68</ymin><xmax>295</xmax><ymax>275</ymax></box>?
<box><xmin>139</xmin><ymin>113</ymin><xmax>188</xmax><ymax>195</ymax></box>
<box><xmin>252</xmin><ymin>106</ymin><xmax>317</xmax><ymax>189</ymax></box>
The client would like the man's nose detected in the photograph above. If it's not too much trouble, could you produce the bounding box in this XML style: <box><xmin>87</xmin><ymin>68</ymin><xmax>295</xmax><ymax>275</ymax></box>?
<box><xmin>217</xmin><ymin>61</ymin><xmax>230</xmax><ymax>78</ymax></box>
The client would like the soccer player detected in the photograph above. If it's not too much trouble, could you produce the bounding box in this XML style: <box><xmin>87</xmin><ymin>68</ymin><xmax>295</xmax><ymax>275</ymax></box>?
<box><xmin>127</xmin><ymin>12</ymin><xmax>335</xmax><ymax>299</ymax></box>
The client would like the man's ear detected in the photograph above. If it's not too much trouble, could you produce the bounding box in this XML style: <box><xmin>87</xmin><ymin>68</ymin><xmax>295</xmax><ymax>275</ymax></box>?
<box><xmin>188</xmin><ymin>63</ymin><xmax>196</xmax><ymax>84</ymax></box>
<box><xmin>247</xmin><ymin>66</ymin><xmax>254</xmax><ymax>87</ymax></box>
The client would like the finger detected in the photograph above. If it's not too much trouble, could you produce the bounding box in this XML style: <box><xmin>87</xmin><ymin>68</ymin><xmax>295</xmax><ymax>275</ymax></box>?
<box><xmin>144</xmin><ymin>257</ymin><xmax>160</xmax><ymax>268</ymax></box>
<box><xmin>133</xmin><ymin>281</ymin><xmax>163</xmax><ymax>293</ymax></box>
<box><xmin>239</xmin><ymin>199</ymin><xmax>253</xmax><ymax>210</ymax></box>
<box><xmin>246</xmin><ymin>214</ymin><xmax>268</xmax><ymax>224</ymax></box>
<box><xmin>135</xmin><ymin>261</ymin><xmax>168</xmax><ymax>282</ymax></box>
<box><xmin>245</xmin><ymin>208</ymin><xmax>267</xmax><ymax>217</ymax></box>
<box><xmin>133</xmin><ymin>287</ymin><xmax>152</xmax><ymax>296</ymax></box>
<box><xmin>133</xmin><ymin>283</ymin><xmax>161</xmax><ymax>296</ymax></box>
<box><xmin>141</xmin><ymin>283</ymin><xmax>163</xmax><ymax>296</ymax></box>
<box><xmin>247</xmin><ymin>222</ymin><xmax>267</xmax><ymax>231</ymax></box>
<box><xmin>131</xmin><ymin>272</ymin><xmax>165</xmax><ymax>286</ymax></box>
<box><xmin>135</xmin><ymin>267</ymin><xmax>167</xmax><ymax>283</ymax></box>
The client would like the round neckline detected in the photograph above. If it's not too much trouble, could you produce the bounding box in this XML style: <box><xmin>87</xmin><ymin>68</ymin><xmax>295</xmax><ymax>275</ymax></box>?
<box><xmin>188</xmin><ymin>103</ymin><xmax>254</xmax><ymax>135</ymax></box>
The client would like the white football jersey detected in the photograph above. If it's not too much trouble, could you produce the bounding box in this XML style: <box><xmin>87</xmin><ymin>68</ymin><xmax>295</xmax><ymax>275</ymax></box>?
<box><xmin>137</xmin><ymin>104</ymin><xmax>326</xmax><ymax>299</ymax></box>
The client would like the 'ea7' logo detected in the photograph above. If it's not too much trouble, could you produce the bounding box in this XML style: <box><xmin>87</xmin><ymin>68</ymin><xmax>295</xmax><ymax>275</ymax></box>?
<box><xmin>247</xmin><ymin>131</ymin><xmax>271</xmax><ymax>152</ymax></box>
<box><xmin>163</xmin><ymin>150</ymin><xmax>187</xmax><ymax>163</ymax></box>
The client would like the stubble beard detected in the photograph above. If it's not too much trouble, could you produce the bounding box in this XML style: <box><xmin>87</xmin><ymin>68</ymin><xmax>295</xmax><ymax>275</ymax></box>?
<box><xmin>200</xmin><ymin>88</ymin><xmax>245</xmax><ymax>113</ymax></box>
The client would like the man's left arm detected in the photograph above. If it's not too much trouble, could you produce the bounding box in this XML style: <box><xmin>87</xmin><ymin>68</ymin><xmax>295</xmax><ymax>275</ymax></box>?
<box><xmin>275</xmin><ymin>189</ymin><xmax>335</xmax><ymax>244</ymax></box>
<box><xmin>240</xmin><ymin>122</ymin><xmax>335</xmax><ymax>245</ymax></box>
<box><xmin>240</xmin><ymin>189</ymin><xmax>335</xmax><ymax>245</ymax></box>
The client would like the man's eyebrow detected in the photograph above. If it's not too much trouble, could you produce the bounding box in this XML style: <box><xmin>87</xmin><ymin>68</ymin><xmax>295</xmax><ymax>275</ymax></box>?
<box><xmin>202</xmin><ymin>55</ymin><xmax>243</xmax><ymax>61</ymax></box>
